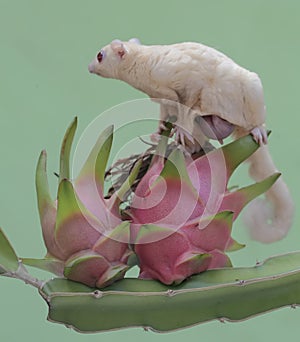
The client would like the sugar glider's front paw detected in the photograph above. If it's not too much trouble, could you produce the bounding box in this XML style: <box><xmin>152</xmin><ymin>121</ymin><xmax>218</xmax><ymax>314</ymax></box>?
<box><xmin>172</xmin><ymin>125</ymin><xmax>204</xmax><ymax>154</ymax></box>
<box><xmin>150</xmin><ymin>121</ymin><xmax>171</xmax><ymax>143</ymax></box>
<box><xmin>158</xmin><ymin>120</ymin><xmax>169</xmax><ymax>133</ymax></box>
<box><xmin>250</xmin><ymin>125</ymin><xmax>268</xmax><ymax>145</ymax></box>
<box><xmin>173</xmin><ymin>125</ymin><xmax>195</xmax><ymax>147</ymax></box>
<box><xmin>150</xmin><ymin>133</ymin><xmax>160</xmax><ymax>143</ymax></box>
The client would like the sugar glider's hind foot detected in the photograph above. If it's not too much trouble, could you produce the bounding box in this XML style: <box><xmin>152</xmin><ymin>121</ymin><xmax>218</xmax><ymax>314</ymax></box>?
<box><xmin>250</xmin><ymin>125</ymin><xmax>268</xmax><ymax>145</ymax></box>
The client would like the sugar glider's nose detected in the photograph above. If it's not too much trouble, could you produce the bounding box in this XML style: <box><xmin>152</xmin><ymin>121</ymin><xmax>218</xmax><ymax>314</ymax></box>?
<box><xmin>88</xmin><ymin>63</ymin><xmax>95</xmax><ymax>73</ymax></box>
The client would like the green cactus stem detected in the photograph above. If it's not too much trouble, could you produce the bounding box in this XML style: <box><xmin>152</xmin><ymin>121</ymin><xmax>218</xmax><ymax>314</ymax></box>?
<box><xmin>2</xmin><ymin>225</ymin><xmax>300</xmax><ymax>333</ymax></box>
<box><xmin>40</xmin><ymin>251</ymin><xmax>300</xmax><ymax>332</ymax></box>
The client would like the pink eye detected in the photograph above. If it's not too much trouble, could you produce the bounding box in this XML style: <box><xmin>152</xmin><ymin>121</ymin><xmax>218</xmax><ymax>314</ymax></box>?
<box><xmin>97</xmin><ymin>50</ymin><xmax>104</xmax><ymax>63</ymax></box>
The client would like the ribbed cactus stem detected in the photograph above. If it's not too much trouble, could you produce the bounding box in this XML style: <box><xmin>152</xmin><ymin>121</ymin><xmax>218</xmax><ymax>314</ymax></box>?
<box><xmin>40</xmin><ymin>251</ymin><xmax>300</xmax><ymax>333</ymax></box>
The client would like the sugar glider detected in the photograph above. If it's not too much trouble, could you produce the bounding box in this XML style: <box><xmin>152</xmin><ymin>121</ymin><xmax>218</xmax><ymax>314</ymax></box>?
<box><xmin>88</xmin><ymin>38</ymin><xmax>294</xmax><ymax>243</ymax></box>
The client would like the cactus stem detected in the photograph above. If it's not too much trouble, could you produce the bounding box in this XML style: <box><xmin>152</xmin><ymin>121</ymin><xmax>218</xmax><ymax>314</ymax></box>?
<box><xmin>3</xmin><ymin>262</ymin><xmax>44</xmax><ymax>289</ymax></box>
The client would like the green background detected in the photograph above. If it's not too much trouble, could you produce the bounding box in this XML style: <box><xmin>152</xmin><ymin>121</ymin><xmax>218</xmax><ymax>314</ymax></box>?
<box><xmin>0</xmin><ymin>0</ymin><xmax>299</xmax><ymax>340</ymax></box>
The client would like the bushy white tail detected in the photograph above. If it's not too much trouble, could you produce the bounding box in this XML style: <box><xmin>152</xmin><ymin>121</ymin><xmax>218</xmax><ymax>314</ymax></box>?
<box><xmin>243</xmin><ymin>144</ymin><xmax>294</xmax><ymax>243</ymax></box>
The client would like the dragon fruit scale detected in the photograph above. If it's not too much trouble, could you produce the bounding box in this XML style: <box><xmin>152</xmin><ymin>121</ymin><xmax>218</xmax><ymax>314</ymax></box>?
<box><xmin>129</xmin><ymin>134</ymin><xmax>280</xmax><ymax>285</ymax></box>
<box><xmin>23</xmin><ymin>118</ymin><xmax>140</xmax><ymax>288</ymax></box>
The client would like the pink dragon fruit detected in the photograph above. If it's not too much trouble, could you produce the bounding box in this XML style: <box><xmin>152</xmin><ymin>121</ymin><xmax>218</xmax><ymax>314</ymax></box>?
<box><xmin>24</xmin><ymin>118</ymin><xmax>140</xmax><ymax>288</ymax></box>
<box><xmin>129</xmin><ymin>134</ymin><xmax>279</xmax><ymax>285</ymax></box>
<box><xmin>24</xmin><ymin>118</ymin><xmax>279</xmax><ymax>289</ymax></box>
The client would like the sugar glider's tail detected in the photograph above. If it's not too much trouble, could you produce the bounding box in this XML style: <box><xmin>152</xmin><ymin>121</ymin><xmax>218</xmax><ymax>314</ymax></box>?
<box><xmin>243</xmin><ymin>144</ymin><xmax>294</xmax><ymax>243</ymax></box>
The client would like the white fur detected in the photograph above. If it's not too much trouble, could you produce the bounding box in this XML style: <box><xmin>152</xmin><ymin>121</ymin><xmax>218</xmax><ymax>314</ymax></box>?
<box><xmin>89</xmin><ymin>39</ymin><xmax>294</xmax><ymax>243</ymax></box>
<box><xmin>242</xmin><ymin>145</ymin><xmax>294</xmax><ymax>243</ymax></box>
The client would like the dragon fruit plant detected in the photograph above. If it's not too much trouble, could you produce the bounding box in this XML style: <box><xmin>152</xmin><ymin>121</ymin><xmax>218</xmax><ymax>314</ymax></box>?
<box><xmin>1</xmin><ymin>117</ymin><xmax>298</xmax><ymax>333</ymax></box>
<box><xmin>23</xmin><ymin>118</ymin><xmax>140</xmax><ymax>288</ymax></box>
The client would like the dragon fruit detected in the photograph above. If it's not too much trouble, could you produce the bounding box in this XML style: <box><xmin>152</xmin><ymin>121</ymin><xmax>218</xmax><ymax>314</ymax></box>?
<box><xmin>24</xmin><ymin>118</ymin><xmax>140</xmax><ymax>288</ymax></box>
<box><xmin>129</xmin><ymin>134</ymin><xmax>280</xmax><ymax>285</ymax></box>
<box><xmin>23</xmin><ymin>118</ymin><xmax>279</xmax><ymax>288</ymax></box>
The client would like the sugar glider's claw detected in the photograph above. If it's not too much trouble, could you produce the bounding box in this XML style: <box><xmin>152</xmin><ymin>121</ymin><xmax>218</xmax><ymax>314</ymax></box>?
<box><xmin>150</xmin><ymin>132</ymin><xmax>161</xmax><ymax>143</ymax></box>
<box><xmin>173</xmin><ymin>125</ymin><xmax>194</xmax><ymax>146</ymax></box>
<box><xmin>150</xmin><ymin>121</ymin><xmax>171</xmax><ymax>143</ymax></box>
<box><xmin>159</xmin><ymin>121</ymin><xmax>168</xmax><ymax>132</ymax></box>
<box><xmin>250</xmin><ymin>126</ymin><xmax>268</xmax><ymax>145</ymax></box>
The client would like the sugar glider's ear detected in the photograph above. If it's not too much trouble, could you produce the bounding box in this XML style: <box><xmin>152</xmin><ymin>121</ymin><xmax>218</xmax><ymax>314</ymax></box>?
<box><xmin>128</xmin><ymin>38</ymin><xmax>141</xmax><ymax>45</ymax></box>
<box><xmin>110</xmin><ymin>39</ymin><xmax>127</xmax><ymax>58</ymax></box>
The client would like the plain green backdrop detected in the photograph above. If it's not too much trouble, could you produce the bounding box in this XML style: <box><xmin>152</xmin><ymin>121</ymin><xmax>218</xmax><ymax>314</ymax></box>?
<box><xmin>0</xmin><ymin>0</ymin><xmax>299</xmax><ymax>340</ymax></box>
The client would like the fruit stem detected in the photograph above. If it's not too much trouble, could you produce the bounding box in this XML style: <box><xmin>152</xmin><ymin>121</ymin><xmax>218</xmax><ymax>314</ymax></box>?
<box><xmin>3</xmin><ymin>262</ymin><xmax>44</xmax><ymax>289</ymax></box>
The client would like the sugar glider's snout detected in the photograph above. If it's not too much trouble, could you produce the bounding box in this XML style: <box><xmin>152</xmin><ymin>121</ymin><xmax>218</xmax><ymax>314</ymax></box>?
<box><xmin>88</xmin><ymin>62</ymin><xmax>95</xmax><ymax>73</ymax></box>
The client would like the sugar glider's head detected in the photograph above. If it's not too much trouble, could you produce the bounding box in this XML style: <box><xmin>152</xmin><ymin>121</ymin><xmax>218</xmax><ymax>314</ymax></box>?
<box><xmin>88</xmin><ymin>38</ymin><xmax>141</xmax><ymax>79</ymax></box>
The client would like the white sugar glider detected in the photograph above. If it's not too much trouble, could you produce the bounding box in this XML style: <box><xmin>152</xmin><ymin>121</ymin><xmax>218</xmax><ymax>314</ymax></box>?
<box><xmin>88</xmin><ymin>38</ymin><xmax>294</xmax><ymax>243</ymax></box>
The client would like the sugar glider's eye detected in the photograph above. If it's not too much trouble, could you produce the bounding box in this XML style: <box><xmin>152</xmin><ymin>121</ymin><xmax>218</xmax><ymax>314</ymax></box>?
<box><xmin>97</xmin><ymin>50</ymin><xmax>105</xmax><ymax>63</ymax></box>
